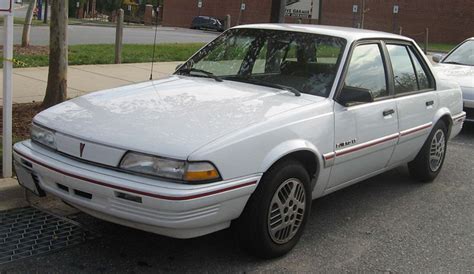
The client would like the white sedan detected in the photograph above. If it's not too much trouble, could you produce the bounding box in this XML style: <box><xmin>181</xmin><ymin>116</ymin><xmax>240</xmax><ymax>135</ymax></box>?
<box><xmin>14</xmin><ymin>24</ymin><xmax>465</xmax><ymax>258</ymax></box>
<box><xmin>433</xmin><ymin>37</ymin><xmax>474</xmax><ymax>122</ymax></box>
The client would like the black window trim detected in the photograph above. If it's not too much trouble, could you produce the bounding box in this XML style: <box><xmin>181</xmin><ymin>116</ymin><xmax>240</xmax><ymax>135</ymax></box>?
<box><xmin>382</xmin><ymin>39</ymin><xmax>437</xmax><ymax>98</ymax></box>
<box><xmin>334</xmin><ymin>39</ymin><xmax>394</xmax><ymax>107</ymax></box>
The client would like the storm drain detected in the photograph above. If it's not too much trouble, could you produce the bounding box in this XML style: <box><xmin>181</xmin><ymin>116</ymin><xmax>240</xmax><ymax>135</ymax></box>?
<box><xmin>0</xmin><ymin>207</ymin><xmax>95</xmax><ymax>265</ymax></box>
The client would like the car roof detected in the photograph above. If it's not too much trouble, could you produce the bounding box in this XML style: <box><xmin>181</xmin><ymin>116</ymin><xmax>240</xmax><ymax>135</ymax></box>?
<box><xmin>232</xmin><ymin>24</ymin><xmax>412</xmax><ymax>43</ymax></box>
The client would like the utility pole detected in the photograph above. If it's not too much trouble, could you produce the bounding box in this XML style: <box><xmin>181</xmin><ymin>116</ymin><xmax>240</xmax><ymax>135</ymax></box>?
<box><xmin>279</xmin><ymin>0</ymin><xmax>286</xmax><ymax>23</ymax></box>
<box><xmin>2</xmin><ymin>12</ymin><xmax>13</xmax><ymax>178</ymax></box>
<box><xmin>270</xmin><ymin>0</ymin><xmax>286</xmax><ymax>23</ymax></box>
<box><xmin>360</xmin><ymin>0</ymin><xmax>369</xmax><ymax>29</ymax></box>
<box><xmin>237</xmin><ymin>0</ymin><xmax>244</xmax><ymax>25</ymax></box>
<box><xmin>43</xmin><ymin>0</ymin><xmax>48</xmax><ymax>24</ymax></box>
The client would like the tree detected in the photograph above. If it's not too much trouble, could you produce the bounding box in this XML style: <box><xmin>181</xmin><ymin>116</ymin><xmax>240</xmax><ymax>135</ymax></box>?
<box><xmin>42</xmin><ymin>0</ymin><xmax>68</xmax><ymax>108</ymax></box>
<box><xmin>22</xmin><ymin>0</ymin><xmax>37</xmax><ymax>47</ymax></box>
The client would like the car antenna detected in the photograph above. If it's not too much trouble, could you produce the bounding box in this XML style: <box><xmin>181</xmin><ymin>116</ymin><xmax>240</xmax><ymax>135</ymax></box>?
<box><xmin>149</xmin><ymin>7</ymin><xmax>160</xmax><ymax>80</ymax></box>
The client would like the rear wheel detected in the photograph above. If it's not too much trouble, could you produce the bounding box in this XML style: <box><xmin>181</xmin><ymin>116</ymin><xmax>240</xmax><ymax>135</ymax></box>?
<box><xmin>235</xmin><ymin>159</ymin><xmax>311</xmax><ymax>258</ymax></box>
<box><xmin>408</xmin><ymin>121</ymin><xmax>448</xmax><ymax>182</ymax></box>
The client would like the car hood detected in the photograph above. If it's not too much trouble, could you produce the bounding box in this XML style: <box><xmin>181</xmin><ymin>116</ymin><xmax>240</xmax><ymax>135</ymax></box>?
<box><xmin>434</xmin><ymin>63</ymin><xmax>474</xmax><ymax>88</ymax></box>
<box><xmin>34</xmin><ymin>76</ymin><xmax>317</xmax><ymax>159</ymax></box>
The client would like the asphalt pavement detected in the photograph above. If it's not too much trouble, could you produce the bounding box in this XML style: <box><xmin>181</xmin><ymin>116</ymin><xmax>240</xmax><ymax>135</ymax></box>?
<box><xmin>0</xmin><ymin>124</ymin><xmax>472</xmax><ymax>272</ymax></box>
<box><xmin>0</xmin><ymin>25</ymin><xmax>219</xmax><ymax>46</ymax></box>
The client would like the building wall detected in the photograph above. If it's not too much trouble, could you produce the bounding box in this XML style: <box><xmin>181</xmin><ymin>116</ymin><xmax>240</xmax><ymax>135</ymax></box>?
<box><xmin>162</xmin><ymin>0</ymin><xmax>273</xmax><ymax>28</ymax></box>
<box><xmin>320</xmin><ymin>0</ymin><xmax>474</xmax><ymax>44</ymax></box>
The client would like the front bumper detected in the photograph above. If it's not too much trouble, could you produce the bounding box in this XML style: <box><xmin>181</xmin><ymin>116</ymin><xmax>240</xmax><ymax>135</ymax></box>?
<box><xmin>13</xmin><ymin>141</ymin><xmax>260</xmax><ymax>239</ymax></box>
<box><xmin>463</xmin><ymin>103</ymin><xmax>474</xmax><ymax>122</ymax></box>
<box><xmin>462</xmin><ymin>87</ymin><xmax>474</xmax><ymax>121</ymax></box>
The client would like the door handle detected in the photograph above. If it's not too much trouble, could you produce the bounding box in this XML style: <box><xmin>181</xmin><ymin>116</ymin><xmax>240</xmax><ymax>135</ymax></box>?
<box><xmin>383</xmin><ymin>109</ymin><xmax>395</xmax><ymax>117</ymax></box>
<box><xmin>426</xmin><ymin>100</ymin><xmax>434</xmax><ymax>107</ymax></box>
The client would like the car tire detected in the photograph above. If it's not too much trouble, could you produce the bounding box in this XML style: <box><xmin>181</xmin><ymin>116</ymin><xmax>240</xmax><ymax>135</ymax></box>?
<box><xmin>408</xmin><ymin>121</ymin><xmax>448</xmax><ymax>182</ymax></box>
<box><xmin>234</xmin><ymin>159</ymin><xmax>312</xmax><ymax>259</ymax></box>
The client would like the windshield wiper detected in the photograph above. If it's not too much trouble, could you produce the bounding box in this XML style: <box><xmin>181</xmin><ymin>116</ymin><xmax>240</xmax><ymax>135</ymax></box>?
<box><xmin>226</xmin><ymin>77</ymin><xmax>301</xmax><ymax>97</ymax></box>
<box><xmin>178</xmin><ymin>68</ymin><xmax>223</xmax><ymax>82</ymax></box>
<box><xmin>442</xmin><ymin>61</ymin><xmax>466</xmax><ymax>65</ymax></box>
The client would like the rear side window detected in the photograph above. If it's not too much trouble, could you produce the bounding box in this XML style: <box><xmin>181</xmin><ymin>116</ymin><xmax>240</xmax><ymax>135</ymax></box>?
<box><xmin>387</xmin><ymin>44</ymin><xmax>433</xmax><ymax>94</ymax></box>
<box><xmin>344</xmin><ymin>44</ymin><xmax>388</xmax><ymax>99</ymax></box>
<box><xmin>386</xmin><ymin>45</ymin><xmax>418</xmax><ymax>93</ymax></box>
<box><xmin>408</xmin><ymin>47</ymin><xmax>431</xmax><ymax>90</ymax></box>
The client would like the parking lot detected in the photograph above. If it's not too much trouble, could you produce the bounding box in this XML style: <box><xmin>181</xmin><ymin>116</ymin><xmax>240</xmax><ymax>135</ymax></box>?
<box><xmin>1</xmin><ymin>124</ymin><xmax>473</xmax><ymax>272</ymax></box>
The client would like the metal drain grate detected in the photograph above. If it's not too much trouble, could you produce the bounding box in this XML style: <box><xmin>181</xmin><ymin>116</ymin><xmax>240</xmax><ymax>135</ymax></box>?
<box><xmin>0</xmin><ymin>207</ymin><xmax>95</xmax><ymax>265</ymax></box>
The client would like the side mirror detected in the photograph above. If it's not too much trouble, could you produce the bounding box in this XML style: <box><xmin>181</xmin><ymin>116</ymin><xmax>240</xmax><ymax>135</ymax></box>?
<box><xmin>337</xmin><ymin>86</ymin><xmax>374</xmax><ymax>107</ymax></box>
<box><xmin>175</xmin><ymin>63</ymin><xmax>183</xmax><ymax>71</ymax></box>
<box><xmin>432</xmin><ymin>54</ymin><xmax>445</xmax><ymax>63</ymax></box>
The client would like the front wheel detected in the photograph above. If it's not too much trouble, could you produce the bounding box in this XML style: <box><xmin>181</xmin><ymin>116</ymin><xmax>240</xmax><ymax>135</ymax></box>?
<box><xmin>408</xmin><ymin>121</ymin><xmax>448</xmax><ymax>182</ymax></box>
<box><xmin>234</xmin><ymin>159</ymin><xmax>311</xmax><ymax>258</ymax></box>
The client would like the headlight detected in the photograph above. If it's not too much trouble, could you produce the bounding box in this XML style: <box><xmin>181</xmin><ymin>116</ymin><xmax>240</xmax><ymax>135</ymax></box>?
<box><xmin>31</xmin><ymin>124</ymin><xmax>56</xmax><ymax>149</ymax></box>
<box><xmin>119</xmin><ymin>152</ymin><xmax>220</xmax><ymax>182</ymax></box>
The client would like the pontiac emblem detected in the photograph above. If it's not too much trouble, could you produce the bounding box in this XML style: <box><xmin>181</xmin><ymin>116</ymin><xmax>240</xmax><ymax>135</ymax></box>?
<box><xmin>79</xmin><ymin>143</ymin><xmax>85</xmax><ymax>157</ymax></box>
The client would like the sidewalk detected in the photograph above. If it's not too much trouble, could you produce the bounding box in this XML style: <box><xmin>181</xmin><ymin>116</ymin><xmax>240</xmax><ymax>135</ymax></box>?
<box><xmin>0</xmin><ymin>61</ymin><xmax>180</xmax><ymax>105</ymax></box>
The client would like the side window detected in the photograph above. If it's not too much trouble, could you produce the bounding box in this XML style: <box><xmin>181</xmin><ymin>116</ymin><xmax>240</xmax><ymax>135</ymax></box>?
<box><xmin>408</xmin><ymin>47</ymin><xmax>432</xmax><ymax>90</ymax></box>
<box><xmin>386</xmin><ymin>44</ymin><xmax>418</xmax><ymax>93</ymax></box>
<box><xmin>344</xmin><ymin>44</ymin><xmax>388</xmax><ymax>99</ymax></box>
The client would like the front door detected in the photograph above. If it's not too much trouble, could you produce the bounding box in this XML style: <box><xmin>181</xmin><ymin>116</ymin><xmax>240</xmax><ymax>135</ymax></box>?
<box><xmin>327</xmin><ymin>42</ymin><xmax>399</xmax><ymax>189</ymax></box>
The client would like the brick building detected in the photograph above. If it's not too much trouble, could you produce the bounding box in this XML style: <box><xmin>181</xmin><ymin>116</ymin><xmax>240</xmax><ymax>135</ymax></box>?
<box><xmin>162</xmin><ymin>0</ymin><xmax>474</xmax><ymax>43</ymax></box>
<box><xmin>162</xmin><ymin>0</ymin><xmax>272</xmax><ymax>27</ymax></box>
<box><xmin>320</xmin><ymin>0</ymin><xmax>474</xmax><ymax>43</ymax></box>
<box><xmin>161</xmin><ymin>0</ymin><xmax>319</xmax><ymax>29</ymax></box>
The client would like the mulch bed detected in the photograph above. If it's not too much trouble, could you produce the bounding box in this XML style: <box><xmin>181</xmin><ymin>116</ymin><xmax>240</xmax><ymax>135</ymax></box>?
<box><xmin>0</xmin><ymin>45</ymin><xmax>49</xmax><ymax>56</ymax></box>
<box><xmin>0</xmin><ymin>102</ymin><xmax>43</xmax><ymax>176</ymax></box>
<box><xmin>0</xmin><ymin>102</ymin><xmax>44</xmax><ymax>140</ymax></box>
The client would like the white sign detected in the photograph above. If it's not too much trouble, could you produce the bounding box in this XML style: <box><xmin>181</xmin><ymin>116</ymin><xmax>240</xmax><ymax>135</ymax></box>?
<box><xmin>241</xmin><ymin>3</ymin><xmax>246</xmax><ymax>10</ymax></box>
<box><xmin>393</xmin><ymin>5</ymin><xmax>399</xmax><ymax>14</ymax></box>
<box><xmin>352</xmin><ymin>4</ymin><xmax>358</xmax><ymax>13</ymax></box>
<box><xmin>0</xmin><ymin>0</ymin><xmax>13</xmax><ymax>14</ymax></box>
<box><xmin>285</xmin><ymin>0</ymin><xmax>319</xmax><ymax>19</ymax></box>
<box><xmin>198</xmin><ymin>0</ymin><xmax>202</xmax><ymax>8</ymax></box>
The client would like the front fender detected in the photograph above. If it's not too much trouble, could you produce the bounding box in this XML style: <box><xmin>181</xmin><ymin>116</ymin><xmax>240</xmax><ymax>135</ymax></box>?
<box><xmin>260</xmin><ymin>139</ymin><xmax>323</xmax><ymax>173</ymax></box>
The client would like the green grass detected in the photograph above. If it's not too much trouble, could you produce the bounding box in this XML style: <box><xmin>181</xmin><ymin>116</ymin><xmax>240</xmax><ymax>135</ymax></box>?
<box><xmin>3</xmin><ymin>43</ymin><xmax>205</xmax><ymax>68</ymax></box>
<box><xmin>427</xmin><ymin>43</ymin><xmax>456</xmax><ymax>53</ymax></box>
<box><xmin>416</xmin><ymin>42</ymin><xmax>456</xmax><ymax>53</ymax></box>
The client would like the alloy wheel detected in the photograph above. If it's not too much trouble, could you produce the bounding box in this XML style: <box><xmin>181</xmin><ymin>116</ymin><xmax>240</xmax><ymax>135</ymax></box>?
<box><xmin>429</xmin><ymin>129</ymin><xmax>446</xmax><ymax>172</ymax></box>
<box><xmin>267</xmin><ymin>178</ymin><xmax>306</xmax><ymax>244</ymax></box>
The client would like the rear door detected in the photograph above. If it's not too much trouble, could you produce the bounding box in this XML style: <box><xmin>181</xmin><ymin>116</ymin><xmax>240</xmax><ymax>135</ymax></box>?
<box><xmin>384</xmin><ymin>42</ymin><xmax>437</xmax><ymax>165</ymax></box>
<box><xmin>327</xmin><ymin>41</ymin><xmax>399</xmax><ymax>189</ymax></box>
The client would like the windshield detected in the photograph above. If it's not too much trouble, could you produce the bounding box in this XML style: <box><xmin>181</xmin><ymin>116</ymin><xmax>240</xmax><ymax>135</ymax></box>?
<box><xmin>176</xmin><ymin>28</ymin><xmax>346</xmax><ymax>97</ymax></box>
<box><xmin>443</xmin><ymin>40</ymin><xmax>474</xmax><ymax>66</ymax></box>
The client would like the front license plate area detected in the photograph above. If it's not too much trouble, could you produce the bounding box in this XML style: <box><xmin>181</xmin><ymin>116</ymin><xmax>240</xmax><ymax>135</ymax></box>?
<box><xmin>14</xmin><ymin>160</ymin><xmax>45</xmax><ymax>197</ymax></box>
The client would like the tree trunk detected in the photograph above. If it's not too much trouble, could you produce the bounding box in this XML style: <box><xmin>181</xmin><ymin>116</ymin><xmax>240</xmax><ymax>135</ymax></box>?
<box><xmin>21</xmin><ymin>0</ymin><xmax>37</xmax><ymax>47</ymax></box>
<box><xmin>91</xmin><ymin>0</ymin><xmax>96</xmax><ymax>18</ymax></box>
<box><xmin>42</xmin><ymin>0</ymin><xmax>68</xmax><ymax>108</ymax></box>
